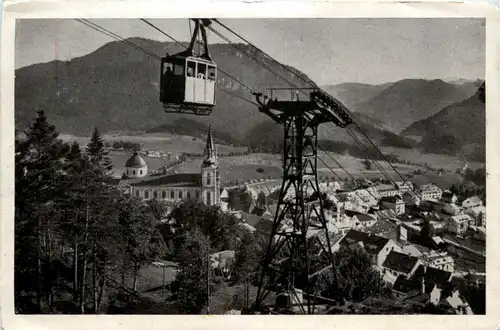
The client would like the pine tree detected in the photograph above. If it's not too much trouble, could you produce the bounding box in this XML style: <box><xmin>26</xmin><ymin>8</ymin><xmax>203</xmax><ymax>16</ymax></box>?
<box><xmin>86</xmin><ymin>128</ymin><xmax>113</xmax><ymax>175</ymax></box>
<box><xmin>66</xmin><ymin>141</ymin><xmax>82</xmax><ymax>162</ymax></box>
<box><xmin>15</xmin><ymin>110</ymin><xmax>69</xmax><ymax>312</ymax></box>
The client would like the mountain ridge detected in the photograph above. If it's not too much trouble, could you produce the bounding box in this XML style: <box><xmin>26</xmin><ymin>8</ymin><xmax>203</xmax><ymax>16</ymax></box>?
<box><xmin>402</xmin><ymin>85</ymin><xmax>485</xmax><ymax>162</ymax></box>
<box><xmin>15</xmin><ymin>37</ymin><xmax>408</xmax><ymax>151</ymax></box>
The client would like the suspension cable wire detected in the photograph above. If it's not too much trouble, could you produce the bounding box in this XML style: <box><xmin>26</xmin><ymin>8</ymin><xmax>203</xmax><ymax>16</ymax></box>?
<box><xmin>208</xmin><ymin>21</ymin><xmax>400</xmax><ymax>201</ymax></box>
<box><xmin>80</xmin><ymin>17</ymin><xmax>483</xmax><ymax>309</ymax></box>
<box><xmin>317</xmin><ymin>156</ymin><xmax>380</xmax><ymax>206</ymax></box>
<box><xmin>143</xmin><ymin>18</ymin><xmax>426</xmax><ymax>211</ymax></box>
<box><xmin>77</xmin><ymin>19</ymin><xmax>162</xmax><ymax>60</ymax></box>
<box><xmin>317</xmin><ymin>151</ymin><xmax>378</xmax><ymax>202</ymax></box>
<box><xmin>206</xmin><ymin>25</ymin><xmax>300</xmax><ymax>90</ymax></box>
<box><xmin>214</xmin><ymin>19</ymin><xmax>420</xmax><ymax>192</ymax></box>
<box><xmin>76</xmin><ymin>19</ymin><xmax>259</xmax><ymax>108</ymax></box>
<box><xmin>213</xmin><ymin>19</ymin><xmax>316</xmax><ymax>89</ymax></box>
<box><xmin>352</xmin><ymin>121</ymin><xmax>418</xmax><ymax>189</ymax></box>
<box><xmin>345</xmin><ymin>128</ymin><xmax>398</xmax><ymax>185</ymax></box>
<box><xmin>139</xmin><ymin>18</ymin><xmax>258</xmax><ymax>94</ymax></box>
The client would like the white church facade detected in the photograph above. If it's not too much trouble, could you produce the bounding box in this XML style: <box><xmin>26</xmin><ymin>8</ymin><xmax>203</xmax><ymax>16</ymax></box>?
<box><xmin>113</xmin><ymin>125</ymin><xmax>228</xmax><ymax>210</ymax></box>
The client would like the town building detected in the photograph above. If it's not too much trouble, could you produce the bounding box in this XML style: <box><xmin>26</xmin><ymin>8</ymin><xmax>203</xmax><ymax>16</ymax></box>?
<box><xmin>375</xmin><ymin>184</ymin><xmax>400</xmax><ymax>198</ymax></box>
<box><xmin>418</xmin><ymin>183</ymin><xmax>443</xmax><ymax>201</ymax></box>
<box><xmin>380</xmin><ymin>195</ymin><xmax>405</xmax><ymax>215</ymax></box>
<box><xmin>461</xmin><ymin>196</ymin><xmax>483</xmax><ymax>209</ymax></box>
<box><xmin>111</xmin><ymin>125</ymin><xmax>228</xmax><ymax>210</ymax></box>
<box><xmin>381</xmin><ymin>250</ymin><xmax>422</xmax><ymax>284</ymax></box>
<box><xmin>335</xmin><ymin>230</ymin><xmax>401</xmax><ymax>267</ymax></box>
<box><xmin>448</xmin><ymin>214</ymin><xmax>474</xmax><ymax>235</ymax></box>
<box><xmin>402</xmin><ymin>191</ymin><xmax>421</xmax><ymax>207</ymax></box>
<box><xmin>396</xmin><ymin>181</ymin><xmax>414</xmax><ymax>194</ymax></box>
<box><xmin>466</xmin><ymin>205</ymin><xmax>486</xmax><ymax>227</ymax></box>
<box><xmin>442</xmin><ymin>203</ymin><xmax>462</xmax><ymax>216</ymax></box>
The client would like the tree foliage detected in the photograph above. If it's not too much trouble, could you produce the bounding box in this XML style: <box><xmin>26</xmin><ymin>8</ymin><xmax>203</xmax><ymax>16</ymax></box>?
<box><xmin>172</xmin><ymin>228</ymin><xmax>212</xmax><ymax>314</ymax></box>
<box><xmin>15</xmin><ymin>113</ymin><xmax>166</xmax><ymax>314</ymax></box>
<box><xmin>166</xmin><ymin>199</ymin><xmax>243</xmax><ymax>257</ymax></box>
<box><xmin>420</xmin><ymin>218</ymin><xmax>436</xmax><ymax>240</ymax></box>
<box><xmin>314</xmin><ymin>247</ymin><xmax>388</xmax><ymax>303</ymax></box>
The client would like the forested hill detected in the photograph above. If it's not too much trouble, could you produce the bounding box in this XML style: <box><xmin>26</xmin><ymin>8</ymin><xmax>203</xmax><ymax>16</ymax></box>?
<box><xmin>16</xmin><ymin>37</ymin><xmax>411</xmax><ymax>150</ymax></box>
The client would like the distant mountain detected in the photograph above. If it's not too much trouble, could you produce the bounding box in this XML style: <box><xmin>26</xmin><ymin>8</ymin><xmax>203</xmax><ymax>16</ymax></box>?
<box><xmin>349</xmin><ymin>79</ymin><xmax>478</xmax><ymax>133</ymax></box>
<box><xmin>321</xmin><ymin>82</ymin><xmax>392</xmax><ymax>109</ymax></box>
<box><xmin>15</xmin><ymin>37</ymin><xmax>408</xmax><ymax>151</ymax></box>
<box><xmin>445</xmin><ymin>78</ymin><xmax>481</xmax><ymax>85</ymax></box>
<box><xmin>402</xmin><ymin>83</ymin><xmax>485</xmax><ymax>162</ymax></box>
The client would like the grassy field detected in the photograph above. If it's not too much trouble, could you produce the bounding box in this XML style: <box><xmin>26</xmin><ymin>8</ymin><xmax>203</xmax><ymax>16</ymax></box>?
<box><xmin>60</xmin><ymin>131</ymin><xmax>481</xmax><ymax>190</ymax></box>
<box><xmin>153</xmin><ymin>151</ymin><xmax>466</xmax><ymax>189</ymax></box>
<box><xmin>380</xmin><ymin>147</ymin><xmax>484</xmax><ymax>171</ymax></box>
<box><xmin>59</xmin><ymin>132</ymin><xmax>247</xmax><ymax>155</ymax></box>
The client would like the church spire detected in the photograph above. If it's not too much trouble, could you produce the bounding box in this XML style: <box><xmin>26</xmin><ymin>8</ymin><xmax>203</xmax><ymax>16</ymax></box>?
<box><xmin>203</xmin><ymin>123</ymin><xmax>217</xmax><ymax>166</ymax></box>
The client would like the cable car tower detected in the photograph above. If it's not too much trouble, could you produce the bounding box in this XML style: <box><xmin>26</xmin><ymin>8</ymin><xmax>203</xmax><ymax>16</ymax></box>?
<box><xmin>160</xmin><ymin>19</ymin><xmax>217</xmax><ymax>115</ymax></box>
<box><xmin>251</xmin><ymin>89</ymin><xmax>352</xmax><ymax>314</ymax></box>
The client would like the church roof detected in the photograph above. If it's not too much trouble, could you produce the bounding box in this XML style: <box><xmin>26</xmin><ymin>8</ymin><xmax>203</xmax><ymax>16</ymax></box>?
<box><xmin>130</xmin><ymin>173</ymin><xmax>202</xmax><ymax>187</ymax></box>
<box><xmin>125</xmin><ymin>151</ymin><xmax>147</xmax><ymax>168</ymax></box>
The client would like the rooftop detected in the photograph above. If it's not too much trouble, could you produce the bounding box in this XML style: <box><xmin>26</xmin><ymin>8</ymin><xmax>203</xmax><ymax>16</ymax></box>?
<box><xmin>125</xmin><ymin>151</ymin><xmax>147</xmax><ymax>168</ymax></box>
<box><xmin>339</xmin><ymin>230</ymin><xmax>390</xmax><ymax>255</ymax></box>
<box><xmin>412</xmin><ymin>265</ymin><xmax>453</xmax><ymax>288</ymax></box>
<box><xmin>382</xmin><ymin>251</ymin><xmax>420</xmax><ymax>274</ymax></box>
<box><xmin>130</xmin><ymin>173</ymin><xmax>202</xmax><ymax>187</ymax></box>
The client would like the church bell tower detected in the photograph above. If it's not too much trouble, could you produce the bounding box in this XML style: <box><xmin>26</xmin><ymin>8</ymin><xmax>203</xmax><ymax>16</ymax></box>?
<box><xmin>201</xmin><ymin>124</ymin><xmax>220</xmax><ymax>206</ymax></box>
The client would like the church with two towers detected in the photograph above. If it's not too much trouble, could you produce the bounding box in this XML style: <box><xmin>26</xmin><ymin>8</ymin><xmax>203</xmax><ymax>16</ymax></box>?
<box><xmin>115</xmin><ymin>125</ymin><xmax>226</xmax><ymax>208</ymax></box>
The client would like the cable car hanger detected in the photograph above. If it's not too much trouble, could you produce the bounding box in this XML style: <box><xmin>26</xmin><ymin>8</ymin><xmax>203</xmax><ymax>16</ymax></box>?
<box><xmin>175</xmin><ymin>18</ymin><xmax>213</xmax><ymax>61</ymax></box>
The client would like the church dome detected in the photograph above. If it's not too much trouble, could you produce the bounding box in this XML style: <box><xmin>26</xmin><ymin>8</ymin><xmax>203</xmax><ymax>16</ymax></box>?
<box><xmin>125</xmin><ymin>151</ymin><xmax>147</xmax><ymax>168</ymax></box>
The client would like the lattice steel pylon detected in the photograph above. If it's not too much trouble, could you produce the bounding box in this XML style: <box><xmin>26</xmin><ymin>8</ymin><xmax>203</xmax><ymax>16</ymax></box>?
<box><xmin>251</xmin><ymin>89</ymin><xmax>352</xmax><ymax>314</ymax></box>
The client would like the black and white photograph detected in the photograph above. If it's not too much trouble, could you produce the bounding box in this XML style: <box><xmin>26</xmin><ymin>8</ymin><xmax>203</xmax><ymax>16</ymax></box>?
<box><xmin>5</xmin><ymin>7</ymin><xmax>494</xmax><ymax>319</ymax></box>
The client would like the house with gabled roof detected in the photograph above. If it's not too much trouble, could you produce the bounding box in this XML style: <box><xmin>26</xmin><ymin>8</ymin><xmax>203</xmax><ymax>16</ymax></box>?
<box><xmin>381</xmin><ymin>251</ymin><xmax>421</xmax><ymax>284</ymax></box>
<box><xmin>336</xmin><ymin>229</ymin><xmax>401</xmax><ymax>267</ymax></box>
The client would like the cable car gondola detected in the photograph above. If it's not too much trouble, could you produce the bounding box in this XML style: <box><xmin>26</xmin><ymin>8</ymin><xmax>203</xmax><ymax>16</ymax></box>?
<box><xmin>160</xmin><ymin>19</ymin><xmax>217</xmax><ymax>115</ymax></box>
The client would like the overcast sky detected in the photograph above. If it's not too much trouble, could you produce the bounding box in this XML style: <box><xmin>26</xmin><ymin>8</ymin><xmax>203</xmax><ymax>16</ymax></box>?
<box><xmin>15</xmin><ymin>18</ymin><xmax>485</xmax><ymax>85</ymax></box>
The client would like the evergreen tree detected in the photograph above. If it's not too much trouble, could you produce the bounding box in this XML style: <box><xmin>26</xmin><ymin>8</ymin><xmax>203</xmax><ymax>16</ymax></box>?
<box><xmin>173</xmin><ymin>228</ymin><xmax>213</xmax><ymax>314</ymax></box>
<box><xmin>420</xmin><ymin>218</ymin><xmax>436</xmax><ymax>240</ymax></box>
<box><xmin>15</xmin><ymin>110</ymin><xmax>69</xmax><ymax>312</ymax></box>
<box><xmin>66</xmin><ymin>141</ymin><xmax>82</xmax><ymax>162</ymax></box>
<box><xmin>86</xmin><ymin>128</ymin><xmax>112</xmax><ymax>175</ymax></box>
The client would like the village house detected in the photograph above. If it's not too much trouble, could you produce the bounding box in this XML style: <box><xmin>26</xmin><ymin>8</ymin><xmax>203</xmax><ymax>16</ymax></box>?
<box><xmin>424</xmin><ymin>250</ymin><xmax>455</xmax><ymax>273</ymax></box>
<box><xmin>418</xmin><ymin>183</ymin><xmax>443</xmax><ymax>201</ymax></box>
<box><xmin>441</xmin><ymin>190</ymin><xmax>458</xmax><ymax>204</ymax></box>
<box><xmin>375</xmin><ymin>184</ymin><xmax>400</xmax><ymax>198</ymax></box>
<box><xmin>379</xmin><ymin>195</ymin><xmax>405</xmax><ymax>215</ymax></box>
<box><xmin>396</xmin><ymin>181</ymin><xmax>414</xmax><ymax>194</ymax></box>
<box><xmin>345</xmin><ymin>211</ymin><xmax>377</xmax><ymax>229</ymax></box>
<box><xmin>347</xmin><ymin>187</ymin><xmax>379</xmax><ymax>206</ymax></box>
<box><xmin>335</xmin><ymin>230</ymin><xmax>401</xmax><ymax>267</ymax></box>
<box><xmin>442</xmin><ymin>203</ymin><xmax>462</xmax><ymax>216</ymax></box>
<box><xmin>448</xmin><ymin>214</ymin><xmax>474</xmax><ymax>235</ymax></box>
<box><xmin>461</xmin><ymin>196</ymin><xmax>483</xmax><ymax>209</ymax></box>
<box><xmin>374</xmin><ymin>209</ymin><xmax>398</xmax><ymax>222</ymax></box>
<box><xmin>465</xmin><ymin>205</ymin><xmax>486</xmax><ymax>227</ymax></box>
<box><xmin>402</xmin><ymin>191</ymin><xmax>421</xmax><ymax>207</ymax></box>
<box><xmin>381</xmin><ymin>250</ymin><xmax>422</xmax><ymax>284</ymax></box>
